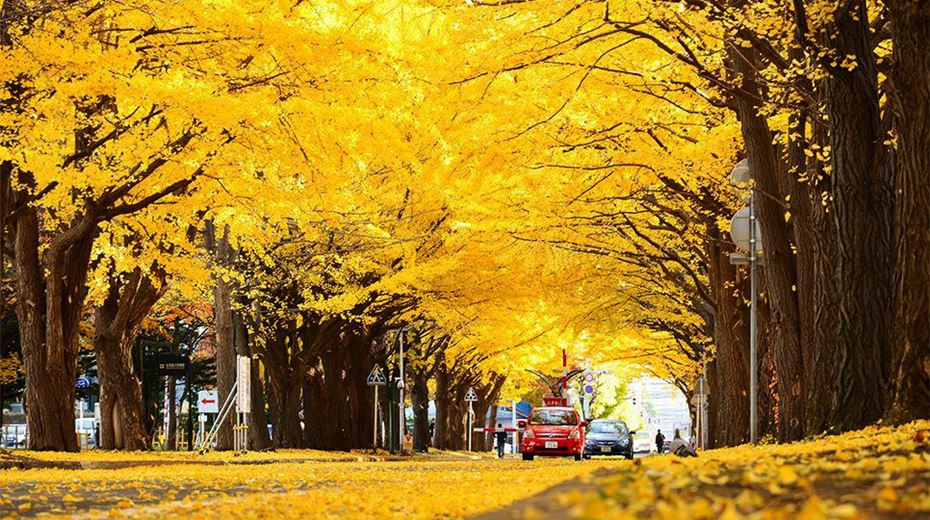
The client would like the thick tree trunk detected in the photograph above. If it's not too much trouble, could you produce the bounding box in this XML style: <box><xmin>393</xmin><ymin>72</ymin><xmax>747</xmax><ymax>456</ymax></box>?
<box><xmin>13</xmin><ymin>202</ymin><xmax>95</xmax><ymax>451</ymax></box>
<box><xmin>822</xmin><ymin>0</ymin><xmax>893</xmax><ymax>429</ymax></box>
<box><xmin>232</xmin><ymin>310</ymin><xmax>271</xmax><ymax>450</ymax></box>
<box><xmin>302</xmin><ymin>325</ymin><xmax>375</xmax><ymax>450</ymax></box>
<box><xmin>95</xmin><ymin>347</ymin><xmax>148</xmax><ymax>450</ymax></box>
<box><xmin>884</xmin><ymin>0</ymin><xmax>930</xmax><ymax>423</ymax></box>
<box><xmin>265</xmin><ymin>343</ymin><xmax>305</xmax><ymax>449</ymax></box>
<box><xmin>706</xmin><ymin>222</ymin><xmax>749</xmax><ymax>446</ymax></box>
<box><xmin>247</xmin><ymin>357</ymin><xmax>272</xmax><ymax>450</ymax></box>
<box><xmin>434</xmin><ymin>358</ymin><xmax>451</xmax><ymax>450</ymax></box>
<box><xmin>757</xmin><ymin>298</ymin><xmax>779</xmax><ymax>439</ymax></box>
<box><xmin>411</xmin><ymin>366</ymin><xmax>430</xmax><ymax>452</ymax></box>
<box><xmin>730</xmin><ymin>46</ymin><xmax>805</xmax><ymax>440</ymax></box>
<box><xmin>782</xmin><ymin>109</ymin><xmax>843</xmax><ymax>436</ymax></box>
<box><xmin>207</xmin><ymin>223</ymin><xmax>236</xmax><ymax>450</ymax></box>
<box><xmin>93</xmin><ymin>269</ymin><xmax>162</xmax><ymax>450</ymax></box>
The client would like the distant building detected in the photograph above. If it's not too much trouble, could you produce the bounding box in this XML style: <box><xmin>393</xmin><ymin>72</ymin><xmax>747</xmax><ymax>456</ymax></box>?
<box><xmin>625</xmin><ymin>376</ymin><xmax>690</xmax><ymax>449</ymax></box>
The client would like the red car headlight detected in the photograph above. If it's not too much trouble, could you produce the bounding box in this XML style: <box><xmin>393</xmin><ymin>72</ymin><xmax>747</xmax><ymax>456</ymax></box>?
<box><xmin>569</xmin><ymin>428</ymin><xmax>580</xmax><ymax>440</ymax></box>
<box><xmin>524</xmin><ymin>429</ymin><xmax>535</xmax><ymax>438</ymax></box>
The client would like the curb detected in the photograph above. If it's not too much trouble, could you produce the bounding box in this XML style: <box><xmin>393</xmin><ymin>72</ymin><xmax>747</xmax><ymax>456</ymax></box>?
<box><xmin>0</xmin><ymin>454</ymin><xmax>419</xmax><ymax>471</ymax></box>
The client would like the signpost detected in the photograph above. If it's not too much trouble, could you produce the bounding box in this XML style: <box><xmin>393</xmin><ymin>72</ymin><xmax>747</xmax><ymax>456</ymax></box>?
<box><xmin>465</xmin><ymin>387</ymin><xmax>478</xmax><ymax>451</ymax></box>
<box><xmin>198</xmin><ymin>390</ymin><xmax>219</xmax><ymax>414</ymax></box>
<box><xmin>155</xmin><ymin>353</ymin><xmax>189</xmax><ymax>376</ymax></box>
<box><xmin>582</xmin><ymin>366</ymin><xmax>594</xmax><ymax>419</ymax></box>
<box><xmin>367</xmin><ymin>364</ymin><xmax>387</xmax><ymax>449</ymax></box>
<box><xmin>729</xmin><ymin>159</ymin><xmax>760</xmax><ymax>444</ymax></box>
<box><xmin>235</xmin><ymin>356</ymin><xmax>251</xmax><ymax>452</ymax></box>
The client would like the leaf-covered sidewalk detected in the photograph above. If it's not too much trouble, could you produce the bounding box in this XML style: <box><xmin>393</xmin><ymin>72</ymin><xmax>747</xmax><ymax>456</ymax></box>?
<box><xmin>491</xmin><ymin>420</ymin><xmax>930</xmax><ymax>519</ymax></box>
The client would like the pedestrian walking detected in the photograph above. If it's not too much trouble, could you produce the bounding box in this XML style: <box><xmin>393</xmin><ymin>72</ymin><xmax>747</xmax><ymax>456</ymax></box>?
<box><xmin>429</xmin><ymin>420</ymin><xmax>435</xmax><ymax>447</ymax></box>
<box><xmin>655</xmin><ymin>429</ymin><xmax>665</xmax><ymax>454</ymax></box>
<box><xmin>494</xmin><ymin>423</ymin><xmax>507</xmax><ymax>459</ymax></box>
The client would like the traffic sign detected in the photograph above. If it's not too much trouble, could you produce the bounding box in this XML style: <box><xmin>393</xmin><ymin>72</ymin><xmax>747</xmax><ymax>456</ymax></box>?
<box><xmin>198</xmin><ymin>390</ymin><xmax>219</xmax><ymax>414</ymax></box>
<box><xmin>464</xmin><ymin>387</ymin><xmax>478</xmax><ymax>402</ymax></box>
<box><xmin>236</xmin><ymin>355</ymin><xmax>251</xmax><ymax>413</ymax></box>
<box><xmin>75</xmin><ymin>377</ymin><xmax>90</xmax><ymax>389</ymax></box>
<box><xmin>584</xmin><ymin>384</ymin><xmax>594</xmax><ymax>395</ymax></box>
<box><xmin>367</xmin><ymin>364</ymin><xmax>387</xmax><ymax>386</ymax></box>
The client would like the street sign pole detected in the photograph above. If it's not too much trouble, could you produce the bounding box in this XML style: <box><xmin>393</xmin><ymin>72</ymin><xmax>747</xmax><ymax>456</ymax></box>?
<box><xmin>398</xmin><ymin>330</ymin><xmax>406</xmax><ymax>453</ymax></box>
<box><xmin>464</xmin><ymin>386</ymin><xmax>478</xmax><ymax>452</ymax></box>
<box><xmin>367</xmin><ymin>364</ymin><xmax>386</xmax><ymax>450</ymax></box>
<box><xmin>467</xmin><ymin>402</ymin><xmax>473</xmax><ymax>452</ymax></box>
<box><xmin>186</xmin><ymin>362</ymin><xmax>194</xmax><ymax>451</ymax></box>
<box><xmin>511</xmin><ymin>400</ymin><xmax>517</xmax><ymax>454</ymax></box>
<box><xmin>749</xmin><ymin>188</ymin><xmax>758</xmax><ymax>445</ymax></box>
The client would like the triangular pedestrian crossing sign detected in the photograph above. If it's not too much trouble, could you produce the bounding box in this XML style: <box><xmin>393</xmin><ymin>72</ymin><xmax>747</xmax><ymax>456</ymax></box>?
<box><xmin>367</xmin><ymin>364</ymin><xmax>387</xmax><ymax>386</ymax></box>
<box><xmin>464</xmin><ymin>387</ymin><xmax>478</xmax><ymax>402</ymax></box>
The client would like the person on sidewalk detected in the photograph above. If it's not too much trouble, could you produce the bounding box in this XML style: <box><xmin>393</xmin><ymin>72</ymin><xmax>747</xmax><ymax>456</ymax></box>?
<box><xmin>669</xmin><ymin>429</ymin><xmax>697</xmax><ymax>457</ymax></box>
<box><xmin>655</xmin><ymin>429</ymin><xmax>666</xmax><ymax>454</ymax></box>
<box><xmin>494</xmin><ymin>423</ymin><xmax>507</xmax><ymax>459</ymax></box>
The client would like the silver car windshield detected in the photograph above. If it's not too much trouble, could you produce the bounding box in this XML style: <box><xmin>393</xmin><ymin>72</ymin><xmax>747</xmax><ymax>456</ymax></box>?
<box><xmin>529</xmin><ymin>410</ymin><xmax>578</xmax><ymax>426</ymax></box>
<box><xmin>589</xmin><ymin>421</ymin><xmax>628</xmax><ymax>434</ymax></box>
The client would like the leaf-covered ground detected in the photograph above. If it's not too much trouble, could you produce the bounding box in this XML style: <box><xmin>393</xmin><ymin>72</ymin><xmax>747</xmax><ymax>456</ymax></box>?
<box><xmin>494</xmin><ymin>420</ymin><xmax>930</xmax><ymax>519</ymax></box>
<box><xmin>0</xmin><ymin>421</ymin><xmax>926</xmax><ymax>519</ymax></box>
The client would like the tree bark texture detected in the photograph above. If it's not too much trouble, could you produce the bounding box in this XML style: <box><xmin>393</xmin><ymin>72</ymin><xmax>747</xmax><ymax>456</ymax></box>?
<box><xmin>884</xmin><ymin>0</ymin><xmax>930</xmax><ymax>423</ymax></box>
<box><xmin>822</xmin><ymin>0</ymin><xmax>894</xmax><ymax>429</ymax></box>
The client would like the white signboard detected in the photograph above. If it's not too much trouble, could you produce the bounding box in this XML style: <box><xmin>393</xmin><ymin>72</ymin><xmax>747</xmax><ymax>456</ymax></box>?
<box><xmin>237</xmin><ymin>355</ymin><xmax>251</xmax><ymax>413</ymax></box>
<box><xmin>464</xmin><ymin>387</ymin><xmax>478</xmax><ymax>402</ymax></box>
<box><xmin>198</xmin><ymin>390</ymin><xmax>219</xmax><ymax>414</ymax></box>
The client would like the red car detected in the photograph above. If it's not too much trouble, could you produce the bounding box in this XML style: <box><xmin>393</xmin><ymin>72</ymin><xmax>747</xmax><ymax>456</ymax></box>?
<box><xmin>519</xmin><ymin>406</ymin><xmax>586</xmax><ymax>461</ymax></box>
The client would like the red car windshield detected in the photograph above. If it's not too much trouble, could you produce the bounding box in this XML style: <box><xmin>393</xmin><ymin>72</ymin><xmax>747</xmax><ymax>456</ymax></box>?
<box><xmin>529</xmin><ymin>410</ymin><xmax>578</xmax><ymax>426</ymax></box>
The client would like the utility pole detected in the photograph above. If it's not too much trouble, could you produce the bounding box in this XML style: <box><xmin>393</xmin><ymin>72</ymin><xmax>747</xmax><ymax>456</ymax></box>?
<box><xmin>749</xmin><ymin>188</ymin><xmax>758</xmax><ymax>444</ymax></box>
<box><xmin>397</xmin><ymin>327</ymin><xmax>407</xmax><ymax>452</ymax></box>
<box><xmin>728</xmin><ymin>160</ymin><xmax>760</xmax><ymax>445</ymax></box>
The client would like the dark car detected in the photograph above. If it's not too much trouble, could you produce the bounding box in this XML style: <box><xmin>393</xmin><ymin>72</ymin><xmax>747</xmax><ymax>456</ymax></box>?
<box><xmin>583</xmin><ymin>419</ymin><xmax>634</xmax><ymax>459</ymax></box>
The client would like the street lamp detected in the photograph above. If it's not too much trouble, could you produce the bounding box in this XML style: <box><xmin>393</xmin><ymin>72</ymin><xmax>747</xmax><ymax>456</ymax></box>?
<box><xmin>728</xmin><ymin>159</ymin><xmax>761</xmax><ymax>444</ymax></box>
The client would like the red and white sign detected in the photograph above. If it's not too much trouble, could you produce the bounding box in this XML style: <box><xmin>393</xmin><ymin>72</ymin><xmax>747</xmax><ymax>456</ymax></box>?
<box><xmin>197</xmin><ymin>390</ymin><xmax>219</xmax><ymax>414</ymax></box>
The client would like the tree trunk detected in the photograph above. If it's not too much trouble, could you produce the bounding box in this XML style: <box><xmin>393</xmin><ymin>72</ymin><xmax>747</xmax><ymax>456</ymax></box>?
<box><xmin>247</xmin><ymin>357</ymin><xmax>272</xmax><ymax>450</ymax></box>
<box><xmin>93</xmin><ymin>272</ymin><xmax>158</xmax><ymax>450</ymax></box>
<box><xmin>434</xmin><ymin>357</ymin><xmax>451</xmax><ymax>450</ymax></box>
<box><xmin>730</xmin><ymin>45</ymin><xmax>805</xmax><ymax>441</ymax></box>
<box><xmin>265</xmin><ymin>345</ymin><xmax>305</xmax><ymax>449</ymax></box>
<box><xmin>166</xmin><ymin>376</ymin><xmax>178</xmax><ymax>450</ymax></box>
<box><xmin>411</xmin><ymin>366</ymin><xmax>430</xmax><ymax>452</ymax></box>
<box><xmin>884</xmin><ymin>0</ymin><xmax>930</xmax><ymax>423</ymax></box>
<box><xmin>232</xmin><ymin>309</ymin><xmax>271</xmax><ymax>450</ymax></box>
<box><xmin>207</xmin><ymin>223</ymin><xmax>237</xmax><ymax>450</ymax></box>
<box><xmin>822</xmin><ymin>0</ymin><xmax>893</xmax><ymax>429</ymax></box>
<box><xmin>13</xmin><ymin>202</ymin><xmax>96</xmax><ymax>451</ymax></box>
<box><xmin>706</xmin><ymin>221</ymin><xmax>749</xmax><ymax>446</ymax></box>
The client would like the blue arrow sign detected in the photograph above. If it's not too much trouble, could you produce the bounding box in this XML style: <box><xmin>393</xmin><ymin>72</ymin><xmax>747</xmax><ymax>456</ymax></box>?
<box><xmin>367</xmin><ymin>364</ymin><xmax>387</xmax><ymax>386</ymax></box>
<box><xmin>75</xmin><ymin>377</ymin><xmax>90</xmax><ymax>389</ymax></box>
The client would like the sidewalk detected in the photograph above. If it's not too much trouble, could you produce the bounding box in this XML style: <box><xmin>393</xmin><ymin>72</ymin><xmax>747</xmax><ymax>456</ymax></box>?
<box><xmin>0</xmin><ymin>447</ymin><xmax>485</xmax><ymax>470</ymax></box>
